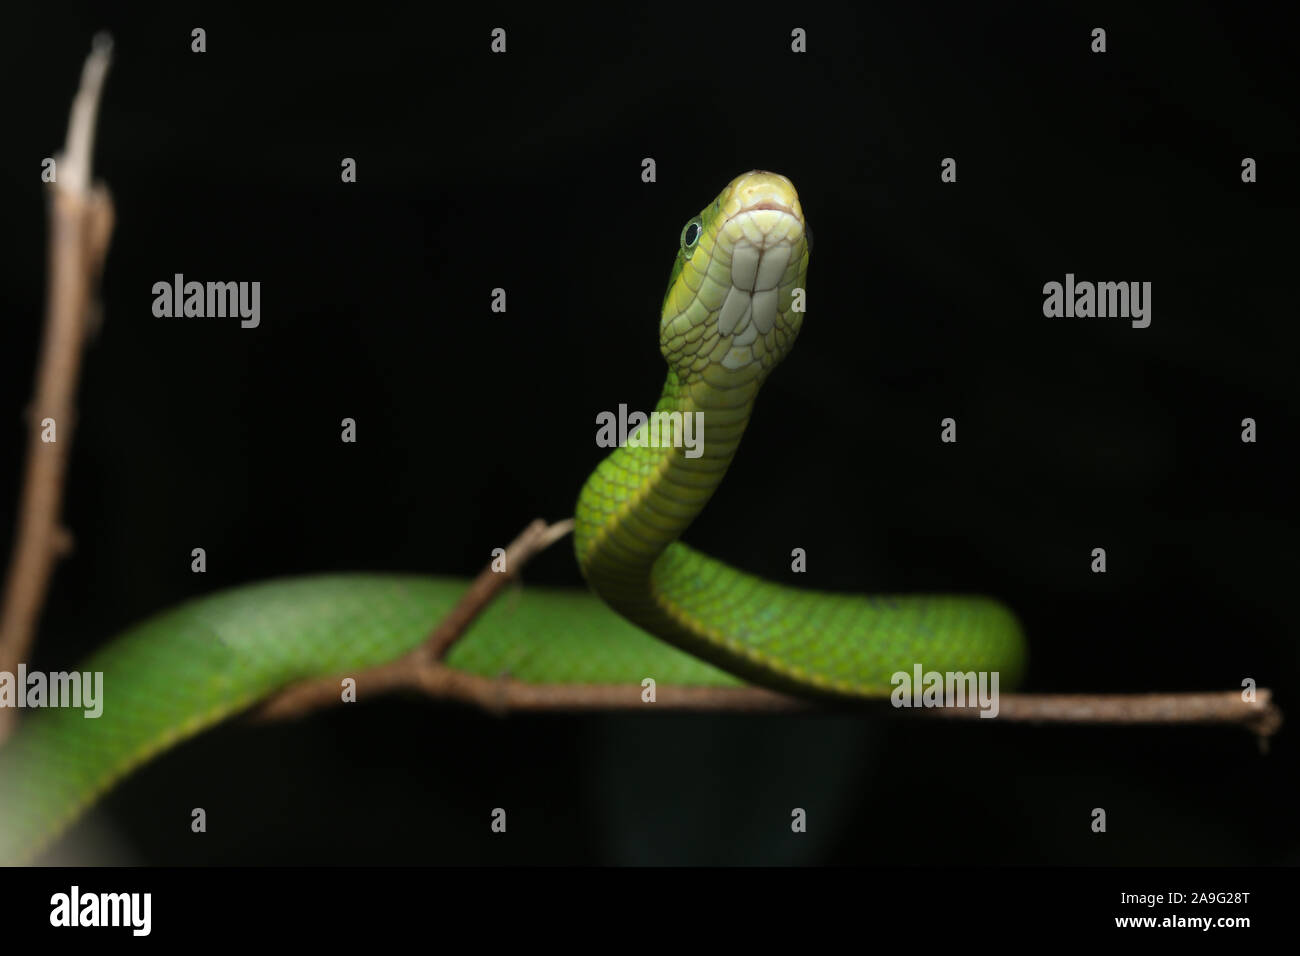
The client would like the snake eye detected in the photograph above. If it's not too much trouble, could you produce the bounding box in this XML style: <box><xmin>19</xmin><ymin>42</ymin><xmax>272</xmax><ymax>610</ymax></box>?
<box><xmin>680</xmin><ymin>217</ymin><xmax>703</xmax><ymax>258</ymax></box>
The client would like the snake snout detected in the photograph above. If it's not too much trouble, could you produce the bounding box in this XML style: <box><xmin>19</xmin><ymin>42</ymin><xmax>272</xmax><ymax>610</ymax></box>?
<box><xmin>728</xmin><ymin>170</ymin><xmax>803</xmax><ymax>221</ymax></box>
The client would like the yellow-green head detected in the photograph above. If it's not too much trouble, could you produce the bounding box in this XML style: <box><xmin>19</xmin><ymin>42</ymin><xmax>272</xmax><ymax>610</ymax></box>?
<box><xmin>659</xmin><ymin>171</ymin><xmax>810</xmax><ymax>387</ymax></box>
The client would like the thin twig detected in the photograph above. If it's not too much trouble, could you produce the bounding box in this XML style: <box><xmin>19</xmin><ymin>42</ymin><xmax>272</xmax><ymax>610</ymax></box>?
<box><xmin>252</xmin><ymin>518</ymin><xmax>575</xmax><ymax>721</ymax></box>
<box><xmin>0</xmin><ymin>35</ymin><xmax>115</xmax><ymax>743</ymax></box>
<box><xmin>372</xmin><ymin>681</ymin><xmax>1280</xmax><ymax>744</ymax></box>
<box><xmin>259</xmin><ymin>645</ymin><xmax>1280</xmax><ymax>740</ymax></box>
<box><xmin>425</xmin><ymin>517</ymin><xmax>574</xmax><ymax>662</ymax></box>
<box><xmin>920</xmin><ymin>689</ymin><xmax>1282</xmax><ymax>741</ymax></box>
<box><xmin>252</xmin><ymin>519</ymin><xmax>1280</xmax><ymax>743</ymax></box>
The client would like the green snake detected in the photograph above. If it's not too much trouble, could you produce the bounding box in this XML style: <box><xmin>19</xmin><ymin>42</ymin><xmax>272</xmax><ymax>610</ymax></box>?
<box><xmin>0</xmin><ymin>171</ymin><xmax>1026</xmax><ymax>864</ymax></box>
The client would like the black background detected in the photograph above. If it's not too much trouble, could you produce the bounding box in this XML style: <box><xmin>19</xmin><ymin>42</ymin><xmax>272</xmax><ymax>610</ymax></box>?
<box><xmin>1</xmin><ymin>3</ymin><xmax>1296</xmax><ymax>864</ymax></box>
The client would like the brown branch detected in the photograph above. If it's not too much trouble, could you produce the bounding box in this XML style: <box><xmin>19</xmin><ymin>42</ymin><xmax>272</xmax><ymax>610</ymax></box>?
<box><xmin>919</xmin><ymin>689</ymin><xmax>1281</xmax><ymax>742</ymax></box>
<box><xmin>425</xmin><ymin>517</ymin><xmax>574</xmax><ymax>662</ymax></box>
<box><xmin>0</xmin><ymin>35</ymin><xmax>115</xmax><ymax>743</ymax></box>
<box><xmin>395</xmin><ymin>683</ymin><xmax>1280</xmax><ymax>746</ymax></box>
<box><xmin>260</xmin><ymin>648</ymin><xmax>1280</xmax><ymax>740</ymax></box>
<box><xmin>253</xmin><ymin>515</ymin><xmax>1281</xmax><ymax>744</ymax></box>
<box><xmin>252</xmin><ymin>517</ymin><xmax>575</xmax><ymax>721</ymax></box>
<box><xmin>407</xmin><ymin>681</ymin><xmax>1279</xmax><ymax>739</ymax></box>
<box><xmin>400</xmin><ymin>681</ymin><xmax>1279</xmax><ymax>746</ymax></box>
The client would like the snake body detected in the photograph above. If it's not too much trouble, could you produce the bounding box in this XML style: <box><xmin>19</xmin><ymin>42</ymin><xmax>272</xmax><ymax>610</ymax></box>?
<box><xmin>0</xmin><ymin>171</ymin><xmax>1025</xmax><ymax>864</ymax></box>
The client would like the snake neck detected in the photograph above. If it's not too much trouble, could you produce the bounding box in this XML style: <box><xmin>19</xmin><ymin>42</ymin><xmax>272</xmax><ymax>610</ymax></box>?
<box><xmin>575</xmin><ymin>367</ymin><xmax>760</xmax><ymax>619</ymax></box>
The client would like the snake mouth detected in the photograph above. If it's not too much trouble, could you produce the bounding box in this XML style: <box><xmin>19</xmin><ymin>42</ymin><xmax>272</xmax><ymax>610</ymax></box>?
<box><xmin>725</xmin><ymin>207</ymin><xmax>804</xmax><ymax>255</ymax></box>
<box><xmin>722</xmin><ymin>170</ymin><xmax>804</xmax><ymax>230</ymax></box>
<box><xmin>745</xmin><ymin>199</ymin><xmax>796</xmax><ymax>215</ymax></box>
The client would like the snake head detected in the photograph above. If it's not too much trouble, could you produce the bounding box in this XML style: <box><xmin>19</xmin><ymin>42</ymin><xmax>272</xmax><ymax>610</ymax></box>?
<box><xmin>660</xmin><ymin>170</ymin><xmax>810</xmax><ymax>386</ymax></box>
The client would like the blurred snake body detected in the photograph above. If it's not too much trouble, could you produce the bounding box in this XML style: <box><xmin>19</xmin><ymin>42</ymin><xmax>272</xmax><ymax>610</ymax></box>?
<box><xmin>0</xmin><ymin>172</ymin><xmax>1025</xmax><ymax>863</ymax></box>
